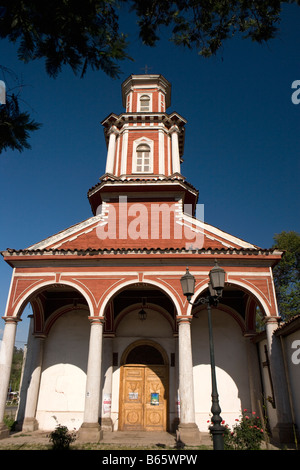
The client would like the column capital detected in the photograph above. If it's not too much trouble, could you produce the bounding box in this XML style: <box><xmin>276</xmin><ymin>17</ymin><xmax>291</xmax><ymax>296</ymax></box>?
<box><xmin>263</xmin><ymin>315</ymin><xmax>281</xmax><ymax>325</ymax></box>
<box><xmin>107</xmin><ymin>125</ymin><xmax>119</xmax><ymax>136</ymax></box>
<box><xmin>177</xmin><ymin>315</ymin><xmax>193</xmax><ymax>325</ymax></box>
<box><xmin>88</xmin><ymin>316</ymin><xmax>105</xmax><ymax>325</ymax></box>
<box><xmin>33</xmin><ymin>333</ymin><xmax>47</xmax><ymax>340</ymax></box>
<box><xmin>170</xmin><ymin>124</ymin><xmax>180</xmax><ymax>134</ymax></box>
<box><xmin>1</xmin><ymin>316</ymin><xmax>21</xmax><ymax>324</ymax></box>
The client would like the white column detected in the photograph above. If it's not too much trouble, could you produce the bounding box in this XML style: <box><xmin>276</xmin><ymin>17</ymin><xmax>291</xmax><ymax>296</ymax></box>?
<box><xmin>0</xmin><ymin>317</ymin><xmax>19</xmax><ymax>438</ymax></box>
<box><xmin>265</xmin><ymin>316</ymin><xmax>294</xmax><ymax>443</ymax></box>
<box><xmin>105</xmin><ymin>126</ymin><xmax>118</xmax><ymax>174</ymax></box>
<box><xmin>78</xmin><ymin>317</ymin><xmax>104</xmax><ymax>442</ymax></box>
<box><xmin>16</xmin><ymin>315</ymin><xmax>34</xmax><ymax>425</ymax></box>
<box><xmin>22</xmin><ymin>334</ymin><xmax>45</xmax><ymax>431</ymax></box>
<box><xmin>120</xmin><ymin>129</ymin><xmax>129</xmax><ymax>176</ymax></box>
<box><xmin>158</xmin><ymin>128</ymin><xmax>165</xmax><ymax>175</ymax></box>
<box><xmin>177</xmin><ymin>316</ymin><xmax>200</xmax><ymax>445</ymax></box>
<box><xmin>170</xmin><ymin>125</ymin><xmax>181</xmax><ymax>174</ymax></box>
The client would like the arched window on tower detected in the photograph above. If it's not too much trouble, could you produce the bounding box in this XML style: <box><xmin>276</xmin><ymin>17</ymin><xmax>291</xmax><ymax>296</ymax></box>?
<box><xmin>139</xmin><ymin>94</ymin><xmax>150</xmax><ymax>112</ymax></box>
<box><xmin>135</xmin><ymin>143</ymin><xmax>152</xmax><ymax>173</ymax></box>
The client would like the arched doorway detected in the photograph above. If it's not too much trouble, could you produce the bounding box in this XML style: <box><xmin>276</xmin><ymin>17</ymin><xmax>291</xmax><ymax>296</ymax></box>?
<box><xmin>119</xmin><ymin>341</ymin><xmax>169</xmax><ymax>432</ymax></box>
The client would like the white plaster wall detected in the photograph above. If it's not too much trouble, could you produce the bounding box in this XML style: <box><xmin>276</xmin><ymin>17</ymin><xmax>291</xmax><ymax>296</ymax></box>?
<box><xmin>36</xmin><ymin>309</ymin><xmax>90</xmax><ymax>430</ymax></box>
<box><xmin>110</xmin><ymin>309</ymin><xmax>177</xmax><ymax>430</ymax></box>
<box><xmin>192</xmin><ymin>308</ymin><xmax>252</xmax><ymax>432</ymax></box>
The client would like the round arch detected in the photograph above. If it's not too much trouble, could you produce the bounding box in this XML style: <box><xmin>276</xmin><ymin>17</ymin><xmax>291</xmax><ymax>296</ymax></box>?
<box><xmin>114</xmin><ymin>302</ymin><xmax>175</xmax><ymax>332</ymax></box>
<box><xmin>119</xmin><ymin>339</ymin><xmax>169</xmax><ymax>431</ymax></box>
<box><xmin>44</xmin><ymin>303</ymin><xmax>89</xmax><ymax>335</ymax></box>
<box><xmin>192</xmin><ymin>302</ymin><xmax>246</xmax><ymax>334</ymax></box>
<box><xmin>121</xmin><ymin>339</ymin><xmax>169</xmax><ymax>366</ymax></box>
<box><xmin>11</xmin><ymin>280</ymin><xmax>95</xmax><ymax>319</ymax></box>
<box><xmin>98</xmin><ymin>279</ymin><xmax>182</xmax><ymax>318</ymax></box>
<box><xmin>186</xmin><ymin>280</ymin><xmax>272</xmax><ymax>318</ymax></box>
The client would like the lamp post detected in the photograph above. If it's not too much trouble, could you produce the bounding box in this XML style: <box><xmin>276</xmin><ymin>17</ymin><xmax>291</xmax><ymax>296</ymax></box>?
<box><xmin>180</xmin><ymin>260</ymin><xmax>226</xmax><ymax>450</ymax></box>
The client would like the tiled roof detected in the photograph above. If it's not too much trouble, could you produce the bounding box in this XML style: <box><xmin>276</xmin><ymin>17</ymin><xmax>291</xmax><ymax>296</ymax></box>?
<box><xmin>1</xmin><ymin>246</ymin><xmax>281</xmax><ymax>257</ymax></box>
<box><xmin>274</xmin><ymin>314</ymin><xmax>300</xmax><ymax>336</ymax></box>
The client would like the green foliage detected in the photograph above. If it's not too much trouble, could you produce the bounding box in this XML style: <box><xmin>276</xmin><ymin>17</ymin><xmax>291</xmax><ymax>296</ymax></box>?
<box><xmin>255</xmin><ymin>306</ymin><xmax>266</xmax><ymax>332</ymax></box>
<box><xmin>49</xmin><ymin>422</ymin><xmax>76</xmax><ymax>450</ymax></box>
<box><xmin>0</xmin><ymin>94</ymin><xmax>41</xmax><ymax>153</ymax></box>
<box><xmin>0</xmin><ymin>0</ymin><xmax>130</xmax><ymax>79</ymax></box>
<box><xmin>4</xmin><ymin>415</ymin><xmax>16</xmax><ymax>431</ymax></box>
<box><xmin>0</xmin><ymin>1</ymin><xmax>299</xmax><ymax>152</ymax></box>
<box><xmin>222</xmin><ymin>410</ymin><xmax>265</xmax><ymax>450</ymax></box>
<box><xmin>9</xmin><ymin>346</ymin><xmax>24</xmax><ymax>391</ymax></box>
<box><xmin>131</xmin><ymin>0</ymin><xmax>284</xmax><ymax>57</ymax></box>
<box><xmin>272</xmin><ymin>231</ymin><xmax>300</xmax><ymax>321</ymax></box>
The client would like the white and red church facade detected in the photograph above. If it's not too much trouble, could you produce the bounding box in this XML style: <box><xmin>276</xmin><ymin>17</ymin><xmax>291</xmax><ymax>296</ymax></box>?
<box><xmin>0</xmin><ymin>74</ymin><xmax>295</xmax><ymax>445</ymax></box>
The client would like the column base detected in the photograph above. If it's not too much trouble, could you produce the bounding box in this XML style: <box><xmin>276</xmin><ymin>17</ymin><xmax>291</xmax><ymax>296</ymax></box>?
<box><xmin>100</xmin><ymin>417</ymin><xmax>113</xmax><ymax>431</ymax></box>
<box><xmin>176</xmin><ymin>423</ymin><xmax>201</xmax><ymax>446</ymax></box>
<box><xmin>0</xmin><ymin>422</ymin><xmax>10</xmax><ymax>440</ymax></box>
<box><xmin>272</xmin><ymin>422</ymin><xmax>296</xmax><ymax>444</ymax></box>
<box><xmin>77</xmin><ymin>422</ymin><xmax>103</xmax><ymax>443</ymax></box>
<box><xmin>22</xmin><ymin>417</ymin><xmax>39</xmax><ymax>432</ymax></box>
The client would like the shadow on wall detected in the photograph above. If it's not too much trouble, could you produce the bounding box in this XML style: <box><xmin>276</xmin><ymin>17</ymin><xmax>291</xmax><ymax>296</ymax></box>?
<box><xmin>191</xmin><ymin>308</ymin><xmax>254</xmax><ymax>427</ymax></box>
<box><xmin>17</xmin><ymin>309</ymin><xmax>90</xmax><ymax>429</ymax></box>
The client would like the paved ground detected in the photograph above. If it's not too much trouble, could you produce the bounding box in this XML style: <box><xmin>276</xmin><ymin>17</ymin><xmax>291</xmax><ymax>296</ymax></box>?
<box><xmin>0</xmin><ymin>429</ymin><xmax>213</xmax><ymax>450</ymax></box>
<box><xmin>0</xmin><ymin>422</ymin><xmax>291</xmax><ymax>451</ymax></box>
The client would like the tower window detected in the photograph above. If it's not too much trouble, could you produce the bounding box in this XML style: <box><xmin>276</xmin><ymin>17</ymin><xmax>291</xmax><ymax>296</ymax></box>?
<box><xmin>139</xmin><ymin>94</ymin><xmax>151</xmax><ymax>112</ymax></box>
<box><xmin>135</xmin><ymin>144</ymin><xmax>152</xmax><ymax>172</ymax></box>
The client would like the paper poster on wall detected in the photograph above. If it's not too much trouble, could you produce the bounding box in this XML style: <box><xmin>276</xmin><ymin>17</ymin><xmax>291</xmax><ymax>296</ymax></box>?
<box><xmin>151</xmin><ymin>393</ymin><xmax>159</xmax><ymax>405</ymax></box>
<box><xmin>103</xmin><ymin>393</ymin><xmax>111</xmax><ymax>413</ymax></box>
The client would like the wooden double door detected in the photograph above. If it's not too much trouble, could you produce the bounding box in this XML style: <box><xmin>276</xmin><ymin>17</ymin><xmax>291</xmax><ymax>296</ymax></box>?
<box><xmin>120</xmin><ymin>364</ymin><xmax>168</xmax><ymax>431</ymax></box>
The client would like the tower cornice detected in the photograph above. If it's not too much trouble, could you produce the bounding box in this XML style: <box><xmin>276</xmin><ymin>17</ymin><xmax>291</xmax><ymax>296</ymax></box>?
<box><xmin>87</xmin><ymin>176</ymin><xmax>199</xmax><ymax>216</ymax></box>
<box><xmin>101</xmin><ymin>111</ymin><xmax>187</xmax><ymax>156</ymax></box>
<box><xmin>101</xmin><ymin>111</ymin><xmax>187</xmax><ymax>130</ymax></box>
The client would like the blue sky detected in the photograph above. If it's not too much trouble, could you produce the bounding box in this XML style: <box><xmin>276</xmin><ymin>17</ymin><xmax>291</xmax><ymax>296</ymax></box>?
<box><xmin>0</xmin><ymin>3</ymin><xmax>299</xmax><ymax>347</ymax></box>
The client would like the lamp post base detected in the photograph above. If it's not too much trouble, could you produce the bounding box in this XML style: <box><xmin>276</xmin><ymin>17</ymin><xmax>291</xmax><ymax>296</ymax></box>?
<box><xmin>210</xmin><ymin>424</ymin><xmax>226</xmax><ymax>450</ymax></box>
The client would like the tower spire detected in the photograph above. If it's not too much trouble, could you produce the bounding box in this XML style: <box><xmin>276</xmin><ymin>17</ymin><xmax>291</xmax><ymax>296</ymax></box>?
<box><xmin>88</xmin><ymin>74</ymin><xmax>198</xmax><ymax>216</ymax></box>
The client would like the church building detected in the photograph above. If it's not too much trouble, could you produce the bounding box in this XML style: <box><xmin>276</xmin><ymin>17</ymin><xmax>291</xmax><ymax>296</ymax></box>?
<box><xmin>0</xmin><ymin>74</ymin><xmax>295</xmax><ymax>445</ymax></box>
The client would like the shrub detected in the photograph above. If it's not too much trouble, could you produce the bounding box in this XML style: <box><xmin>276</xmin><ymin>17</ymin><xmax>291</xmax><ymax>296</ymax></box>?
<box><xmin>49</xmin><ymin>424</ymin><xmax>76</xmax><ymax>450</ymax></box>
<box><xmin>4</xmin><ymin>415</ymin><xmax>16</xmax><ymax>431</ymax></box>
<box><xmin>222</xmin><ymin>410</ymin><xmax>265</xmax><ymax>450</ymax></box>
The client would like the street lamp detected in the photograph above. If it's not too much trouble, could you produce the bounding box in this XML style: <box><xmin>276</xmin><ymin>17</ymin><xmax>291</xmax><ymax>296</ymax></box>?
<box><xmin>138</xmin><ymin>297</ymin><xmax>147</xmax><ymax>321</ymax></box>
<box><xmin>180</xmin><ymin>260</ymin><xmax>226</xmax><ymax>450</ymax></box>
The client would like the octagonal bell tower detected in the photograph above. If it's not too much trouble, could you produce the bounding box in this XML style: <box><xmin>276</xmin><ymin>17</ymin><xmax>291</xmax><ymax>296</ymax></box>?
<box><xmin>88</xmin><ymin>74</ymin><xmax>198</xmax><ymax>216</ymax></box>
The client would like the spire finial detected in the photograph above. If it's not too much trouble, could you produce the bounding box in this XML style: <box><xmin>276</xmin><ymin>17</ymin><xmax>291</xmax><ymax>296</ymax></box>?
<box><xmin>141</xmin><ymin>65</ymin><xmax>152</xmax><ymax>74</ymax></box>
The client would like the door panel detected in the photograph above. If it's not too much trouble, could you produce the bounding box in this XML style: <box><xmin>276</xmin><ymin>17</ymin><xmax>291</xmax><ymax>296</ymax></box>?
<box><xmin>120</xmin><ymin>365</ymin><xmax>168</xmax><ymax>431</ymax></box>
<box><xmin>122</xmin><ymin>366</ymin><xmax>144</xmax><ymax>430</ymax></box>
<box><xmin>144</xmin><ymin>366</ymin><xmax>167</xmax><ymax>431</ymax></box>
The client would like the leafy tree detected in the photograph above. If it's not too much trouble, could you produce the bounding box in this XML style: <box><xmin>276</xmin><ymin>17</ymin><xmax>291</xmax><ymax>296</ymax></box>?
<box><xmin>0</xmin><ymin>1</ymin><xmax>129</xmax><ymax>79</ymax></box>
<box><xmin>0</xmin><ymin>93</ymin><xmax>41</xmax><ymax>153</ymax></box>
<box><xmin>0</xmin><ymin>0</ymin><xmax>130</xmax><ymax>153</ymax></box>
<box><xmin>0</xmin><ymin>0</ymin><xmax>299</xmax><ymax>152</ymax></box>
<box><xmin>132</xmin><ymin>0</ymin><xmax>283</xmax><ymax>57</ymax></box>
<box><xmin>9</xmin><ymin>346</ymin><xmax>24</xmax><ymax>392</ymax></box>
<box><xmin>272</xmin><ymin>231</ymin><xmax>300</xmax><ymax>321</ymax></box>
